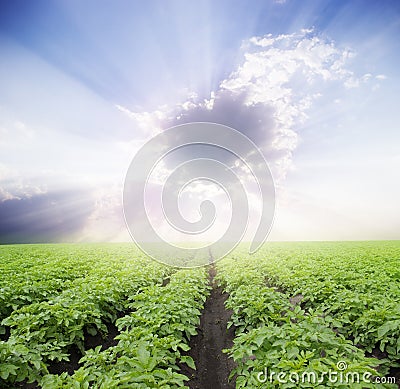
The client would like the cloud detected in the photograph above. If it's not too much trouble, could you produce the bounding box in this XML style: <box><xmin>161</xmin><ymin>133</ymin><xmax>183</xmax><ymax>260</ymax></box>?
<box><xmin>115</xmin><ymin>104</ymin><xmax>166</xmax><ymax>137</ymax></box>
<box><xmin>0</xmin><ymin>170</ymin><xmax>128</xmax><ymax>243</ymax></box>
<box><xmin>115</xmin><ymin>29</ymin><xmax>383</xmax><ymax>245</ymax></box>
<box><xmin>117</xmin><ymin>30</ymin><xmax>376</xmax><ymax>188</ymax></box>
<box><xmin>113</xmin><ymin>29</ymin><xmax>376</xmax><ymax>245</ymax></box>
<box><xmin>168</xmin><ymin>91</ymin><xmax>276</xmax><ymax>149</ymax></box>
<box><xmin>0</xmin><ymin>29</ymin><xmax>376</xmax><ymax>243</ymax></box>
<box><xmin>0</xmin><ymin>164</ymin><xmax>47</xmax><ymax>202</ymax></box>
<box><xmin>0</xmin><ymin>189</ymin><xmax>94</xmax><ymax>244</ymax></box>
<box><xmin>144</xmin><ymin>29</ymin><xmax>364</xmax><ymax>182</ymax></box>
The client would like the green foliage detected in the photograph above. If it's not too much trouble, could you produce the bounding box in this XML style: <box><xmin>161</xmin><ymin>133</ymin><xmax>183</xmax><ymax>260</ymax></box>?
<box><xmin>40</xmin><ymin>268</ymin><xmax>210</xmax><ymax>388</ymax></box>
<box><xmin>217</xmin><ymin>241</ymin><xmax>400</xmax><ymax>388</ymax></box>
<box><xmin>0</xmin><ymin>244</ymin><xmax>179</xmax><ymax>386</ymax></box>
<box><xmin>2</xmin><ymin>241</ymin><xmax>399</xmax><ymax>388</ymax></box>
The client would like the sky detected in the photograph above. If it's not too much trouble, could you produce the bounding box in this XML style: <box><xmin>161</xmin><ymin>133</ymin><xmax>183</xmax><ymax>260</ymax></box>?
<box><xmin>0</xmin><ymin>0</ymin><xmax>399</xmax><ymax>244</ymax></box>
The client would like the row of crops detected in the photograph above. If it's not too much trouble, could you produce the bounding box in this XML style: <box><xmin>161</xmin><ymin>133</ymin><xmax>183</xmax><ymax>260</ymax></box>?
<box><xmin>0</xmin><ymin>244</ymin><xmax>209</xmax><ymax>388</ymax></box>
<box><xmin>1</xmin><ymin>242</ymin><xmax>399</xmax><ymax>388</ymax></box>
<box><xmin>217</xmin><ymin>241</ymin><xmax>400</xmax><ymax>388</ymax></box>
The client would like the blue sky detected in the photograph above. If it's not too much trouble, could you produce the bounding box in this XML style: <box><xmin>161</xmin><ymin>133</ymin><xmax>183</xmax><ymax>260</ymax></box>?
<box><xmin>0</xmin><ymin>0</ymin><xmax>399</xmax><ymax>243</ymax></box>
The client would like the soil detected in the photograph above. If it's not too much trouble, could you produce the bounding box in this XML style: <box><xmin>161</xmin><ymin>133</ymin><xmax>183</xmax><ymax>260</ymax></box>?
<box><xmin>13</xmin><ymin>381</ymin><xmax>39</xmax><ymax>389</ymax></box>
<box><xmin>0</xmin><ymin>325</ymin><xmax>10</xmax><ymax>341</ymax></box>
<box><xmin>366</xmin><ymin>348</ymin><xmax>400</xmax><ymax>388</ymax></box>
<box><xmin>180</xmin><ymin>266</ymin><xmax>236</xmax><ymax>389</ymax></box>
<box><xmin>389</xmin><ymin>366</ymin><xmax>400</xmax><ymax>388</ymax></box>
<box><xmin>47</xmin><ymin>343</ymin><xmax>82</xmax><ymax>376</ymax></box>
<box><xmin>12</xmin><ymin>322</ymin><xmax>120</xmax><ymax>388</ymax></box>
<box><xmin>47</xmin><ymin>320</ymin><xmax>119</xmax><ymax>375</ymax></box>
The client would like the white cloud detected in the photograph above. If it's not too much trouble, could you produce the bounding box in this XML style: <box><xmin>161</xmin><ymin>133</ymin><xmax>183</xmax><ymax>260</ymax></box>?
<box><xmin>131</xmin><ymin>29</ymin><xmax>380</xmax><ymax>244</ymax></box>
<box><xmin>0</xmin><ymin>163</ymin><xmax>48</xmax><ymax>201</ymax></box>
<box><xmin>361</xmin><ymin>73</ymin><xmax>373</xmax><ymax>82</ymax></box>
<box><xmin>0</xmin><ymin>187</ymin><xmax>16</xmax><ymax>202</ymax></box>
<box><xmin>119</xmin><ymin>29</ymin><xmax>369</xmax><ymax>186</ymax></box>
<box><xmin>213</xmin><ymin>30</ymin><xmax>363</xmax><ymax>179</ymax></box>
<box><xmin>115</xmin><ymin>104</ymin><xmax>166</xmax><ymax>137</ymax></box>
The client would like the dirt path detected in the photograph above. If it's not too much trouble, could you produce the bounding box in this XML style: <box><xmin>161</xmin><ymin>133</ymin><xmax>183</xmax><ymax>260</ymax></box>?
<box><xmin>181</xmin><ymin>266</ymin><xmax>236</xmax><ymax>389</ymax></box>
